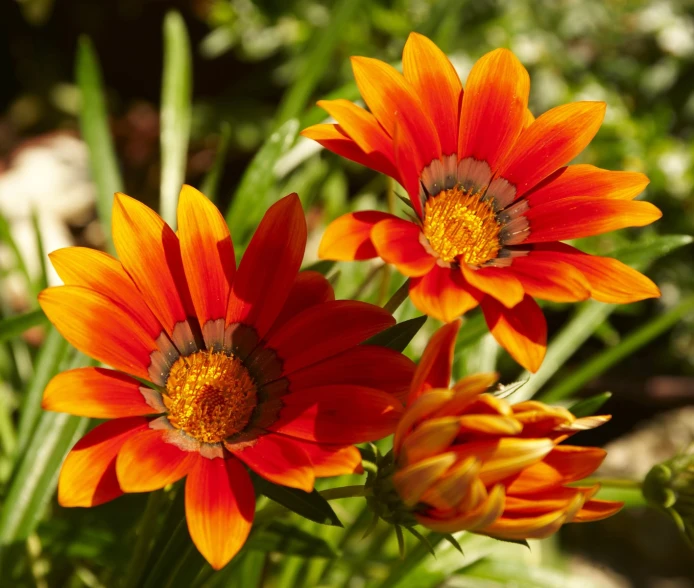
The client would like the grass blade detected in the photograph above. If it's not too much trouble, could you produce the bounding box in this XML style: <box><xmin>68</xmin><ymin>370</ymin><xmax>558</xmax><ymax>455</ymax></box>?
<box><xmin>200</xmin><ymin>123</ymin><xmax>232</xmax><ymax>203</ymax></box>
<box><xmin>0</xmin><ymin>309</ymin><xmax>48</xmax><ymax>344</ymax></box>
<box><xmin>75</xmin><ymin>36</ymin><xmax>124</xmax><ymax>250</ymax></box>
<box><xmin>160</xmin><ymin>10</ymin><xmax>192</xmax><ymax>227</ymax></box>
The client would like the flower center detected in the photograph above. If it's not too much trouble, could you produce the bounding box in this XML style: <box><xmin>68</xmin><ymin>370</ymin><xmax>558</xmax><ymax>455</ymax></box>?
<box><xmin>422</xmin><ymin>186</ymin><xmax>501</xmax><ymax>265</ymax></box>
<box><xmin>164</xmin><ymin>350</ymin><xmax>257</xmax><ymax>444</ymax></box>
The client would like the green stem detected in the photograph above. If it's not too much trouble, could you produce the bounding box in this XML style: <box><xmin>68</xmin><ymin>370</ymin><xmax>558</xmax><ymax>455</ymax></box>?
<box><xmin>121</xmin><ymin>489</ymin><xmax>169</xmax><ymax>588</ymax></box>
<box><xmin>383</xmin><ymin>280</ymin><xmax>411</xmax><ymax>315</ymax></box>
<box><xmin>575</xmin><ymin>477</ymin><xmax>642</xmax><ymax>490</ymax></box>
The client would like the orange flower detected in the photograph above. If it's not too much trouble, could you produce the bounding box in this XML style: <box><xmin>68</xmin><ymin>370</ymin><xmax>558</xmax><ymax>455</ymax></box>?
<box><xmin>39</xmin><ymin>186</ymin><xmax>414</xmax><ymax>570</ymax></box>
<box><xmin>390</xmin><ymin>321</ymin><xmax>622</xmax><ymax>539</ymax></box>
<box><xmin>302</xmin><ymin>33</ymin><xmax>661</xmax><ymax>372</ymax></box>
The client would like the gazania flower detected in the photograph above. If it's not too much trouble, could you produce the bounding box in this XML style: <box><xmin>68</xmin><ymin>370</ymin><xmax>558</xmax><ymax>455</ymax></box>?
<box><xmin>302</xmin><ymin>33</ymin><xmax>661</xmax><ymax>372</ymax></box>
<box><xmin>39</xmin><ymin>187</ymin><xmax>414</xmax><ymax>569</ymax></box>
<box><xmin>388</xmin><ymin>321</ymin><xmax>622</xmax><ymax>539</ymax></box>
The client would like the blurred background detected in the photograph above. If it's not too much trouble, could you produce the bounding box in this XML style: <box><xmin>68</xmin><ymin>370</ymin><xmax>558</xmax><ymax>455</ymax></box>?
<box><xmin>1</xmin><ymin>0</ymin><xmax>694</xmax><ymax>586</ymax></box>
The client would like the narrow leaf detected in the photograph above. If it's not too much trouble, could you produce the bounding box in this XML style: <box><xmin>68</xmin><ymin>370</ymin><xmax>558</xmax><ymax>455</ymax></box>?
<box><xmin>568</xmin><ymin>392</ymin><xmax>613</xmax><ymax>417</ymax></box>
<box><xmin>363</xmin><ymin>315</ymin><xmax>427</xmax><ymax>352</ymax></box>
<box><xmin>406</xmin><ymin>526</ymin><xmax>436</xmax><ymax>557</ymax></box>
<box><xmin>0</xmin><ymin>309</ymin><xmax>48</xmax><ymax>344</ymax></box>
<box><xmin>247</xmin><ymin>521</ymin><xmax>338</xmax><ymax>558</ymax></box>
<box><xmin>160</xmin><ymin>10</ymin><xmax>192</xmax><ymax>227</ymax></box>
<box><xmin>301</xmin><ymin>260</ymin><xmax>336</xmax><ymax>276</ymax></box>
<box><xmin>200</xmin><ymin>122</ymin><xmax>232</xmax><ymax>203</ymax></box>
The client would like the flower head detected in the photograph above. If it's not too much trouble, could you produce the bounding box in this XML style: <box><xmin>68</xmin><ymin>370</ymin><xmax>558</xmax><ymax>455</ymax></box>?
<box><xmin>39</xmin><ymin>187</ymin><xmax>414</xmax><ymax>569</ymax></box>
<box><xmin>302</xmin><ymin>33</ymin><xmax>661</xmax><ymax>372</ymax></box>
<box><xmin>382</xmin><ymin>321</ymin><xmax>622</xmax><ymax>540</ymax></box>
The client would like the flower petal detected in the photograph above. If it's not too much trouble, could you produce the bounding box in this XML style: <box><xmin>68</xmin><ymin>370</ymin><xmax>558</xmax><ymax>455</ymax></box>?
<box><xmin>394</xmin><ymin>390</ymin><xmax>455</xmax><ymax>455</ymax></box>
<box><xmin>458</xmin><ymin>48</ymin><xmax>530</xmax><ymax>172</ymax></box>
<box><xmin>43</xmin><ymin>367</ymin><xmax>161</xmax><ymax>418</ymax></box>
<box><xmin>114</xmin><ymin>428</ymin><xmax>195</xmax><ymax>493</ymax></box>
<box><xmin>460</xmin><ymin>264</ymin><xmax>524</xmax><ymax>309</ymax></box>
<box><xmin>270</xmin><ymin>385</ymin><xmax>403</xmax><ymax>444</ymax></box>
<box><xmin>185</xmin><ymin>455</ymin><xmax>255</xmax><ymax>570</ymax></box>
<box><xmin>269</xmin><ymin>271</ymin><xmax>335</xmax><ymax>336</ymax></box>
<box><xmin>572</xmin><ymin>499</ymin><xmax>623</xmax><ymax>522</ymax></box>
<box><xmin>58</xmin><ymin>417</ymin><xmax>149</xmax><ymax>507</ymax></box>
<box><xmin>530</xmin><ymin>242</ymin><xmax>660</xmax><ymax>303</ymax></box>
<box><xmin>231</xmin><ymin>434</ymin><xmax>314</xmax><ymax>492</ymax></box>
<box><xmin>393</xmin><ymin>452</ymin><xmax>457</xmax><ymax>506</ymax></box>
<box><xmin>177</xmin><ymin>185</ymin><xmax>235</xmax><ymax>344</ymax></box>
<box><xmin>480</xmin><ymin>295</ymin><xmax>546</xmax><ymax>373</ymax></box>
<box><xmin>112</xmin><ymin>193</ymin><xmax>194</xmax><ymax>337</ymax></box>
<box><xmin>525</xmin><ymin>164</ymin><xmax>650</xmax><ymax>207</ymax></box>
<box><xmin>371</xmin><ymin>218</ymin><xmax>436</xmax><ymax>277</ymax></box>
<box><xmin>39</xmin><ymin>286</ymin><xmax>157</xmax><ymax>379</ymax></box>
<box><xmin>402</xmin><ymin>32</ymin><xmax>462</xmax><ymax>155</ymax></box>
<box><xmin>495</xmin><ymin>102</ymin><xmax>606</xmax><ymax>198</ymax></box>
<box><xmin>287</xmin><ymin>345</ymin><xmax>415</xmax><ymax>401</ymax></box>
<box><xmin>227</xmin><ymin>194</ymin><xmax>307</xmax><ymax>338</ymax></box>
<box><xmin>417</xmin><ymin>484</ymin><xmax>506</xmax><ymax>533</ymax></box>
<box><xmin>399</xmin><ymin>416</ymin><xmax>461</xmax><ymax>465</ymax></box>
<box><xmin>262</xmin><ymin>300</ymin><xmax>395</xmax><ymax>377</ymax></box>
<box><xmin>508</xmin><ymin>257</ymin><xmax>591</xmax><ymax>303</ymax></box>
<box><xmin>523</xmin><ymin>197</ymin><xmax>662</xmax><ymax>243</ymax></box>
<box><xmin>49</xmin><ymin>247</ymin><xmax>163</xmax><ymax>339</ymax></box>
<box><xmin>285</xmin><ymin>437</ymin><xmax>363</xmax><ymax>477</ymax></box>
<box><xmin>393</xmin><ymin>123</ymin><xmax>425</xmax><ymax>215</ymax></box>
<box><xmin>318</xmin><ymin>211</ymin><xmax>396</xmax><ymax>261</ymax></box>
<box><xmin>409</xmin><ymin>264</ymin><xmax>481</xmax><ymax>323</ymax></box>
<box><xmin>408</xmin><ymin>320</ymin><xmax>460</xmax><ymax>403</ymax></box>
<box><xmin>301</xmin><ymin>124</ymin><xmax>399</xmax><ymax>178</ymax></box>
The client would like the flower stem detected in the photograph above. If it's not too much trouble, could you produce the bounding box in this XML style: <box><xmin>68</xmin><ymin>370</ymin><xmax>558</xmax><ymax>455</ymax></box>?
<box><xmin>575</xmin><ymin>477</ymin><xmax>642</xmax><ymax>489</ymax></box>
<box><xmin>383</xmin><ymin>279</ymin><xmax>410</xmax><ymax>315</ymax></box>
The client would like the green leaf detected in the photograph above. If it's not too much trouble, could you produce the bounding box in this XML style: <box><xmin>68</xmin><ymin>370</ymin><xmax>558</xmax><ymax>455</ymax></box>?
<box><xmin>301</xmin><ymin>260</ymin><xmax>337</xmax><ymax>276</ymax></box>
<box><xmin>160</xmin><ymin>10</ymin><xmax>192</xmax><ymax>227</ymax></box>
<box><xmin>253</xmin><ymin>476</ymin><xmax>343</xmax><ymax>527</ymax></box>
<box><xmin>274</xmin><ymin>0</ymin><xmax>366</xmax><ymax>126</ymax></box>
<box><xmin>568</xmin><ymin>392</ymin><xmax>613</xmax><ymax>417</ymax></box>
<box><xmin>0</xmin><ymin>309</ymin><xmax>48</xmax><ymax>344</ymax></box>
<box><xmin>247</xmin><ymin>521</ymin><xmax>338</xmax><ymax>558</ymax></box>
<box><xmin>0</xmin><ymin>412</ymin><xmax>89</xmax><ymax>545</ymax></box>
<box><xmin>225</xmin><ymin>118</ymin><xmax>299</xmax><ymax>246</ymax></box>
<box><xmin>613</xmin><ymin>234</ymin><xmax>693</xmax><ymax>267</ymax></box>
<box><xmin>75</xmin><ymin>36</ymin><xmax>123</xmax><ymax>251</ymax></box>
<box><xmin>30</xmin><ymin>209</ymin><xmax>48</xmax><ymax>296</ymax></box>
<box><xmin>0</xmin><ymin>210</ymin><xmax>31</xmax><ymax>288</ymax></box>
<box><xmin>200</xmin><ymin>122</ymin><xmax>232</xmax><ymax>203</ymax></box>
<box><xmin>362</xmin><ymin>315</ymin><xmax>427</xmax><ymax>352</ymax></box>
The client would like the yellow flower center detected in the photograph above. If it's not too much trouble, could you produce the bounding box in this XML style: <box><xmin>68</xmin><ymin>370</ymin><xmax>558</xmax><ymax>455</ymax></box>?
<box><xmin>164</xmin><ymin>351</ymin><xmax>257</xmax><ymax>444</ymax></box>
<box><xmin>422</xmin><ymin>186</ymin><xmax>501</xmax><ymax>265</ymax></box>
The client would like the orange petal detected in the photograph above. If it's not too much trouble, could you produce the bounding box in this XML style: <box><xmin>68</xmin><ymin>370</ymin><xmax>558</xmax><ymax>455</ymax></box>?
<box><xmin>43</xmin><ymin>367</ymin><xmax>161</xmax><ymax>418</ymax></box>
<box><xmin>58</xmin><ymin>417</ymin><xmax>149</xmax><ymax>507</ymax></box>
<box><xmin>318</xmin><ymin>211</ymin><xmax>396</xmax><ymax>261</ymax></box>
<box><xmin>394</xmin><ymin>389</ymin><xmax>455</xmax><ymax>455</ymax></box>
<box><xmin>458</xmin><ymin>49</ymin><xmax>530</xmax><ymax>172</ymax></box>
<box><xmin>283</xmin><ymin>437</ymin><xmax>363</xmax><ymax>477</ymax></box>
<box><xmin>408</xmin><ymin>320</ymin><xmax>459</xmax><ymax>403</ymax></box>
<box><xmin>452</xmin><ymin>373</ymin><xmax>499</xmax><ymax>396</ymax></box>
<box><xmin>231</xmin><ymin>434</ymin><xmax>314</xmax><ymax>492</ymax></box>
<box><xmin>417</xmin><ymin>484</ymin><xmax>506</xmax><ymax>533</ymax></box>
<box><xmin>524</xmin><ymin>197</ymin><xmax>662</xmax><ymax>242</ymax></box>
<box><xmin>496</xmin><ymin>102</ymin><xmax>606</xmax><ymax>198</ymax></box>
<box><xmin>177</xmin><ymin>185</ymin><xmax>234</xmax><ymax>345</ymax></box>
<box><xmin>268</xmin><ymin>271</ymin><xmax>335</xmax><ymax>336</ymax></box>
<box><xmin>402</xmin><ymin>32</ymin><xmax>462</xmax><ymax>155</ymax></box>
<box><xmin>316</xmin><ymin>99</ymin><xmax>396</xmax><ymax>167</ymax></box>
<box><xmin>409</xmin><ymin>264</ymin><xmax>481</xmax><ymax>323</ymax></box>
<box><xmin>116</xmin><ymin>428</ymin><xmax>196</xmax><ymax>493</ymax></box>
<box><xmin>287</xmin><ymin>345</ymin><xmax>415</xmax><ymax>401</ymax></box>
<box><xmin>49</xmin><ymin>247</ymin><xmax>163</xmax><ymax>339</ymax></box>
<box><xmin>530</xmin><ymin>242</ymin><xmax>660</xmax><ymax>303</ymax></box>
<box><xmin>455</xmin><ymin>394</ymin><xmax>513</xmax><ymax>417</ymax></box>
<box><xmin>112</xmin><ymin>193</ymin><xmax>194</xmax><ymax>337</ymax></box>
<box><xmin>301</xmin><ymin>123</ymin><xmax>399</xmax><ymax>178</ymax></box>
<box><xmin>393</xmin><ymin>122</ymin><xmax>426</xmax><ymax>215</ymax></box>
<box><xmin>526</xmin><ymin>164</ymin><xmax>650</xmax><ymax>207</ymax></box>
<box><xmin>38</xmin><ymin>286</ymin><xmax>157</xmax><ymax>379</ymax></box>
<box><xmin>270</xmin><ymin>385</ymin><xmax>403</xmax><ymax>444</ymax></box>
<box><xmin>509</xmin><ymin>257</ymin><xmax>590</xmax><ymax>303</ymax></box>
<box><xmin>457</xmin><ymin>414</ymin><xmax>523</xmax><ymax>436</ymax></box>
<box><xmin>393</xmin><ymin>452</ymin><xmax>458</xmax><ymax>506</ymax></box>
<box><xmin>227</xmin><ymin>194</ymin><xmax>306</xmax><ymax>339</ymax></box>
<box><xmin>185</xmin><ymin>455</ymin><xmax>255</xmax><ymax>570</ymax></box>
<box><xmin>460</xmin><ymin>264</ymin><xmax>524</xmax><ymax>309</ymax></box>
<box><xmin>399</xmin><ymin>416</ymin><xmax>461</xmax><ymax>465</ymax></box>
<box><xmin>371</xmin><ymin>218</ymin><xmax>436</xmax><ymax>277</ymax></box>
<box><xmin>480</xmin><ymin>295</ymin><xmax>546</xmax><ymax>373</ymax></box>
<box><xmin>263</xmin><ymin>300</ymin><xmax>395</xmax><ymax>376</ymax></box>
<box><xmin>571</xmin><ymin>499</ymin><xmax>623</xmax><ymax>522</ymax></box>
<box><xmin>504</xmin><ymin>486</ymin><xmax>597</xmax><ymax>515</ymax></box>
<box><xmin>420</xmin><ymin>457</ymin><xmax>479</xmax><ymax>511</ymax></box>
<box><xmin>351</xmin><ymin>56</ymin><xmax>441</xmax><ymax>173</ymax></box>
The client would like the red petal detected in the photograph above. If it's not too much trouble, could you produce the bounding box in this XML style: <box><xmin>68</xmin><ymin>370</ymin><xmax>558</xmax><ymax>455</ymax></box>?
<box><xmin>409</xmin><ymin>264</ymin><xmax>480</xmax><ymax>323</ymax></box>
<box><xmin>480</xmin><ymin>295</ymin><xmax>546</xmax><ymax>373</ymax></box>
<box><xmin>408</xmin><ymin>320</ymin><xmax>460</xmax><ymax>404</ymax></box>
<box><xmin>284</xmin><ymin>437</ymin><xmax>363</xmax><ymax>477</ymax></box>
<box><xmin>227</xmin><ymin>194</ymin><xmax>307</xmax><ymax>338</ymax></box>
<box><xmin>371</xmin><ymin>218</ymin><xmax>436</xmax><ymax>277</ymax></box>
<box><xmin>185</xmin><ymin>455</ymin><xmax>255</xmax><ymax>570</ymax></box>
<box><xmin>318</xmin><ymin>211</ymin><xmax>396</xmax><ymax>261</ymax></box>
<box><xmin>269</xmin><ymin>271</ymin><xmax>335</xmax><ymax>336</ymax></box>
<box><xmin>508</xmin><ymin>257</ymin><xmax>591</xmax><ymax>303</ymax></box>
<box><xmin>58</xmin><ymin>417</ymin><xmax>149</xmax><ymax>507</ymax></box>
<box><xmin>43</xmin><ymin>367</ymin><xmax>159</xmax><ymax>418</ymax></box>
<box><xmin>116</xmin><ymin>428</ymin><xmax>196</xmax><ymax>492</ymax></box>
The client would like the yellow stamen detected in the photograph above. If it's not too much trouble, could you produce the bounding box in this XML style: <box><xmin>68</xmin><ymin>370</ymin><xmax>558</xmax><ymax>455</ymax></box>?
<box><xmin>422</xmin><ymin>186</ymin><xmax>501</xmax><ymax>265</ymax></box>
<box><xmin>165</xmin><ymin>351</ymin><xmax>257</xmax><ymax>444</ymax></box>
